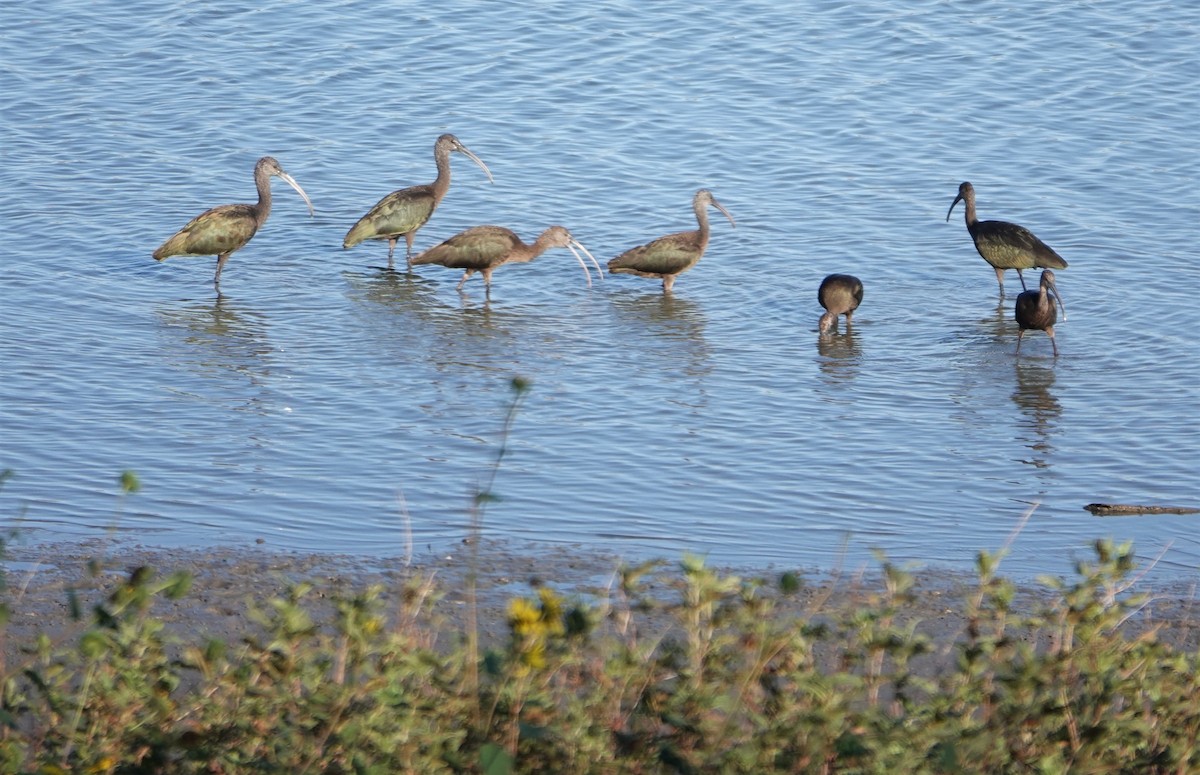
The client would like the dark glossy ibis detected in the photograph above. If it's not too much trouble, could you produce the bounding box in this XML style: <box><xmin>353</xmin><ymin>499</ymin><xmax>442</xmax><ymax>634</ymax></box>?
<box><xmin>410</xmin><ymin>225</ymin><xmax>601</xmax><ymax>297</ymax></box>
<box><xmin>818</xmin><ymin>273</ymin><xmax>863</xmax><ymax>333</ymax></box>
<box><xmin>343</xmin><ymin>134</ymin><xmax>493</xmax><ymax>270</ymax></box>
<box><xmin>153</xmin><ymin>156</ymin><xmax>314</xmax><ymax>291</ymax></box>
<box><xmin>946</xmin><ymin>181</ymin><xmax>1067</xmax><ymax>296</ymax></box>
<box><xmin>1015</xmin><ymin>269</ymin><xmax>1066</xmax><ymax>357</ymax></box>
<box><xmin>607</xmin><ymin>188</ymin><xmax>735</xmax><ymax>293</ymax></box>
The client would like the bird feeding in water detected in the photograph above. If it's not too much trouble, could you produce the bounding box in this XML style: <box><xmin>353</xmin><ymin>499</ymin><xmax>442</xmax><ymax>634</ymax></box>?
<box><xmin>410</xmin><ymin>225</ymin><xmax>601</xmax><ymax>298</ymax></box>
<box><xmin>946</xmin><ymin>181</ymin><xmax>1067</xmax><ymax>297</ymax></box>
<box><xmin>607</xmin><ymin>188</ymin><xmax>735</xmax><ymax>293</ymax></box>
<box><xmin>1015</xmin><ymin>269</ymin><xmax>1066</xmax><ymax>357</ymax></box>
<box><xmin>343</xmin><ymin>134</ymin><xmax>493</xmax><ymax>270</ymax></box>
<box><xmin>152</xmin><ymin>156</ymin><xmax>314</xmax><ymax>292</ymax></box>
<box><xmin>818</xmin><ymin>273</ymin><xmax>863</xmax><ymax>333</ymax></box>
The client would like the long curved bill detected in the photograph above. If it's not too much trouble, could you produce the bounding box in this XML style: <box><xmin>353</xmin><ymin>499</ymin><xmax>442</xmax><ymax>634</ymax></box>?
<box><xmin>279</xmin><ymin>171</ymin><xmax>315</xmax><ymax>216</ymax></box>
<box><xmin>713</xmin><ymin>199</ymin><xmax>736</xmax><ymax>228</ymax></box>
<box><xmin>1047</xmin><ymin>276</ymin><xmax>1067</xmax><ymax>322</ymax></box>
<box><xmin>458</xmin><ymin>144</ymin><xmax>494</xmax><ymax>184</ymax></box>
<box><xmin>945</xmin><ymin>193</ymin><xmax>964</xmax><ymax>222</ymax></box>
<box><xmin>567</xmin><ymin>238</ymin><xmax>603</xmax><ymax>287</ymax></box>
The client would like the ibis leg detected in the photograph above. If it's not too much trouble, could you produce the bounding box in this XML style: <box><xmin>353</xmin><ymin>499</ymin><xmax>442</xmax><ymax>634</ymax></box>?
<box><xmin>386</xmin><ymin>238</ymin><xmax>397</xmax><ymax>271</ymax></box>
<box><xmin>214</xmin><ymin>253</ymin><xmax>231</xmax><ymax>289</ymax></box>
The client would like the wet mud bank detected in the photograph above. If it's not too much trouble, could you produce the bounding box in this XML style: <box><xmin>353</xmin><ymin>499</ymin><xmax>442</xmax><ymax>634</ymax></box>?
<box><xmin>4</xmin><ymin>537</ymin><xmax>1200</xmax><ymax>660</ymax></box>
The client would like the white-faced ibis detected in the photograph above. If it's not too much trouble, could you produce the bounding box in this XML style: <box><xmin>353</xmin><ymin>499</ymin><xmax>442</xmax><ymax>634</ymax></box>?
<box><xmin>818</xmin><ymin>273</ymin><xmax>863</xmax><ymax>333</ymax></box>
<box><xmin>1015</xmin><ymin>269</ymin><xmax>1066</xmax><ymax>357</ymax></box>
<box><xmin>607</xmin><ymin>188</ymin><xmax>735</xmax><ymax>293</ymax></box>
<box><xmin>410</xmin><ymin>225</ymin><xmax>601</xmax><ymax>297</ymax></box>
<box><xmin>153</xmin><ymin>156</ymin><xmax>314</xmax><ymax>291</ymax></box>
<box><xmin>343</xmin><ymin>134</ymin><xmax>493</xmax><ymax>270</ymax></box>
<box><xmin>946</xmin><ymin>181</ymin><xmax>1067</xmax><ymax>297</ymax></box>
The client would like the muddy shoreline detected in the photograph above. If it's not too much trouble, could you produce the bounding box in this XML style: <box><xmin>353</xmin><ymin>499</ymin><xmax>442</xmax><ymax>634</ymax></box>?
<box><xmin>5</xmin><ymin>537</ymin><xmax>1200</xmax><ymax>658</ymax></box>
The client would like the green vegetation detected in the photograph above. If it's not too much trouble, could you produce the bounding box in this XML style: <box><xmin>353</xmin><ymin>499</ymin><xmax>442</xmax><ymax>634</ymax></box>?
<box><xmin>0</xmin><ymin>539</ymin><xmax>1199</xmax><ymax>773</ymax></box>
<box><xmin>3</xmin><ymin>389</ymin><xmax>1198</xmax><ymax>772</ymax></box>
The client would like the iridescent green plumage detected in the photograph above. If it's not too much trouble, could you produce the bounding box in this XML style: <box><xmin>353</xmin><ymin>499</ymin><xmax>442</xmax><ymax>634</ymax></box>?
<box><xmin>947</xmin><ymin>181</ymin><xmax>1068</xmax><ymax>297</ymax></box>
<box><xmin>152</xmin><ymin>156</ymin><xmax>313</xmax><ymax>291</ymax></box>
<box><xmin>608</xmin><ymin>189</ymin><xmax>735</xmax><ymax>293</ymax></box>
<box><xmin>343</xmin><ymin>134</ymin><xmax>492</xmax><ymax>270</ymax></box>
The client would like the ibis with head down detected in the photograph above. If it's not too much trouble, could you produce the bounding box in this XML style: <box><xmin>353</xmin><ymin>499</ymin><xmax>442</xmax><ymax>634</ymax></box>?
<box><xmin>411</xmin><ymin>224</ymin><xmax>601</xmax><ymax>298</ymax></box>
<box><xmin>818</xmin><ymin>273</ymin><xmax>863</xmax><ymax>334</ymax></box>
<box><xmin>1015</xmin><ymin>269</ymin><xmax>1066</xmax><ymax>357</ymax></box>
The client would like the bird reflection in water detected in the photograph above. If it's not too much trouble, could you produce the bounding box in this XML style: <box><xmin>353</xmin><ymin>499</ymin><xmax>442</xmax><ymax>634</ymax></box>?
<box><xmin>974</xmin><ymin>298</ymin><xmax>1010</xmax><ymax>345</ymax></box>
<box><xmin>345</xmin><ymin>267</ymin><xmax>509</xmax><ymax>334</ymax></box>
<box><xmin>815</xmin><ymin>328</ymin><xmax>862</xmax><ymax>384</ymax></box>
<box><xmin>1011</xmin><ymin>359</ymin><xmax>1062</xmax><ymax>469</ymax></box>
<box><xmin>345</xmin><ymin>267</ymin><xmax>526</xmax><ymax>379</ymax></box>
<box><xmin>427</xmin><ymin>300</ymin><xmax>546</xmax><ymax>387</ymax></box>
<box><xmin>155</xmin><ymin>296</ymin><xmax>274</xmax><ymax>407</ymax></box>
<box><xmin>344</xmin><ymin>267</ymin><xmax>442</xmax><ymax>319</ymax></box>
<box><xmin>611</xmin><ymin>293</ymin><xmax>711</xmax><ymax>381</ymax></box>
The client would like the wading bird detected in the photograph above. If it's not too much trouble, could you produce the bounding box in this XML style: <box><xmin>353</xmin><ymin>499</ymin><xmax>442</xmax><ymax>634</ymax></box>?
<box><xmin>818</xmin><ymin>273</ymin><xmax>863</xmax><ymax>333</ymax></box>
<box><xmin>343</xmin><ymin>134</ymin><xmax>493</xmax><ymax>270</ymax></box>
<box><xmin>410</xmin><ymin>225</ymin><xmax>601</xmax><ymax>298</ymax></box>
<box><xmin>153</xmin><ymin>156</ymin><xmax>314</xmax><ymax>291</ymax></box>
<box><xmin>946</xmin><ymin>181</ymin><xmax>1067</xmax><ymax>297</ymax></box>
<box><xmin>1015</xmin><ymin>269</ymin><xmax>1066</xmax><ymax>357</ymax></box>
<box><xmin>607</xmin><ymin>188</ymin><xmax>735</xmax><ymax>293</ymax></box>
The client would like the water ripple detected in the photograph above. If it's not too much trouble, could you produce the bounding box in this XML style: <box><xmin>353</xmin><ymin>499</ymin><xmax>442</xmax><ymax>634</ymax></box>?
<box><xmin>1</xmin><ymin>0</ymin><xmax>1197</xmax><ymax>580</ymax></box>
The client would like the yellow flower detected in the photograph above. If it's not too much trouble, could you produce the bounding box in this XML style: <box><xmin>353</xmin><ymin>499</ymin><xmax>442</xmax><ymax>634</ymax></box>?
<box><xmin>538</xmin><ymin>588</ymin><xmax>566</xmax><ymax>636</ymax></box>
<box><xmin>523</xmin><ymin>642</ymin><xmax>547</xmax><ymax>670</ymax></box>
<box><xmin>86</xmin><ymin>758</ymin><xmax>116</xmax><ymax>774</ymax></box>
<box><xmin>508</xmin><ymin>597</ymin><xmax>542</xmax><ymax>636</ymax></box>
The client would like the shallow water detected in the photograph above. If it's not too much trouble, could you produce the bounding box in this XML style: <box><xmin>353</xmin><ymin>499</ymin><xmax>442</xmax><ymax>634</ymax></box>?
<box><xmin>2</xmin><ymin>0</ymin><xmax>1198</xmax><ymax>580</ymax></box>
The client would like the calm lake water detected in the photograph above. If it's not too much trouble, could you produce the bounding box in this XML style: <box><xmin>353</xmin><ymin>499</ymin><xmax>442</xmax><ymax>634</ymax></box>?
<box><xmin>2</xmin><ymin>0</ymin><xmax>1198</xmax><ymax>581</ymax></box>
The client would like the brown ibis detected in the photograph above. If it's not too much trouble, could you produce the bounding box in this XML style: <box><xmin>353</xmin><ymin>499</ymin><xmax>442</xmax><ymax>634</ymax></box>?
<box><xmin>946</xmin><ymin>181</ymin><xmax>1067</xmax><ymax>296</ymax></box>
<box><xmin>818</xmin><ymin>273</ymin><xmax>863</xmax><ymax>333</ymax></box>
<box><xmin>1015</xmin><ymin>269</ymin><xmax>1066</xmax><ymax>357</ymax></box>
<box><xmin>343</xmin><ymin>134</ymin><xmax>493</xmax><ymax>270</ymax></box>
<box><xmin>607</xmin><ymin>188</ymin><xmax>735</xmax><ymax>293</ymax></box>
<box><xmin>152</xmin><ymin>156</ymin><xmax>314</xmax><ymax>291</ymax></box>
<box><xmin>410</xmin><ymin>225</ymin><xmax>601</xmax><ymax>297</ymax></box>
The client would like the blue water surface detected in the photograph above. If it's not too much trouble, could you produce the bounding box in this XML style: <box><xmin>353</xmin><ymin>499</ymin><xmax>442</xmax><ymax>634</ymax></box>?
<box><xmin>1</xmin><ymin>0</ymin><xmax>1198</xmax><ymax>580</ymax></box>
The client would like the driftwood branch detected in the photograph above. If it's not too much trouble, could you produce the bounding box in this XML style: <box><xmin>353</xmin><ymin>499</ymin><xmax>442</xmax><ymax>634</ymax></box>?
<box><xmin>1084</xmin><ymin>503</ymin><xmax>1200</xmax><ymax>517</ymax></box>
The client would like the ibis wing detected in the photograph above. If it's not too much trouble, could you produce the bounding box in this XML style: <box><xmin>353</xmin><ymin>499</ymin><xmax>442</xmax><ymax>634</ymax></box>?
<box><xmin>973</xmin><ymin>220</ymin><xmax>1067</xmax><ymax>269</ymax></box>
<box><xmin>608</xmin><ymin>233</ymin><xmax>702</xmax><ymax>276</ymax></box>
<box><xmin>153</xmin><ymin>204</ymin><xmax>257</xmax><ymax>259</ymax></box>
<box><xmin>413</xmin><ymin>226</ymin><xmax>517</xmax><ymax>270</ymax></box>
<box><xmin>343</xmin><ymin>185</ymin><xmax>436</xmax><ymax>247</ymax></box>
